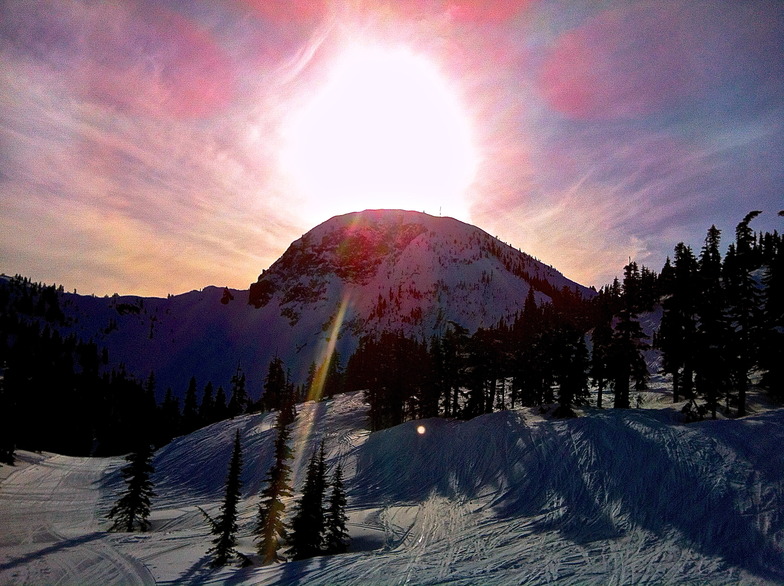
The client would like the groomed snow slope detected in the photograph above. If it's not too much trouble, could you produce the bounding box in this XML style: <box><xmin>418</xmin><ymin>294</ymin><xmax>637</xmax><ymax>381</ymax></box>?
<box><xmin>2</xmin><ymin>392</ymin><xmax>783</xmax><ymax>584</ymax></box>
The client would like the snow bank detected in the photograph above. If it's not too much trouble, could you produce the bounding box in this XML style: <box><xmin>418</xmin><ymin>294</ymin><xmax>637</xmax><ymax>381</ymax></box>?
<box><xmin>2</xmin><ymin>392</ymin><xmax>784</xmax><ymax>584</ymax></box>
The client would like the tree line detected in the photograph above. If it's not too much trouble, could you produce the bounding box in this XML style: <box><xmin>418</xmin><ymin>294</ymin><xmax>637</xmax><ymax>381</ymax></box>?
<box><xmin>341</xmin><ymin>210</ymin><xmax>783</xmax><ymax>430</ymax></box>
<box><xmin>0</xmin><ymin>277</ymin><xmax>338</xmax><ymax>464</ymax></box>
<box><xmin>1</xmin><ymin>210</ymin><xmax>781</xmax><ymax>462</ymax></box>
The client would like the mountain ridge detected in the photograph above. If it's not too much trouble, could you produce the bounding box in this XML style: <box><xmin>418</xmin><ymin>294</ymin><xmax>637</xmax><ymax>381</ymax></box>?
<box><xmin>2</xmin><ymin>209</ymin><xmax>594</xmax><ymax>397</ymax></box>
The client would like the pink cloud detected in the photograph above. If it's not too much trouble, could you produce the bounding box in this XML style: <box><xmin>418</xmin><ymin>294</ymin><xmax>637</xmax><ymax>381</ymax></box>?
<box><xmin>2</xmin><ymin>0</ymin><xmax>235</xmax><ymax>118</ymax></box>
<box><xmin>348</xmin><ymin>0</ymin><xmax>534</xmax><ymax>23</ymax></box>
<box><xmin>445</xmin><ymin>0</ymin><xmax>536</xmax><ymax>23</ymax></box>
<box><xmin>239</xmin><ymin>0</ymin><xmax>329</xmax><ymax>23</ymax></box>
<box><xmin>538</xmin><ymin>1</ymin><xmax>783</xmax><ymax>120</ymax></box>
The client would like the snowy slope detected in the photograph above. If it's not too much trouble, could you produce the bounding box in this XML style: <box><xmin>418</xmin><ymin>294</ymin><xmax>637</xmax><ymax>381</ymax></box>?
<box><xmin>2</xmin><ymin>393</ymin><xmax>783</xmax><ymax>584</ymax></box>
<box><xmin>8</xmin><ymin>210</ymin><xmax>593</xmax><ymax>397</ymax></box>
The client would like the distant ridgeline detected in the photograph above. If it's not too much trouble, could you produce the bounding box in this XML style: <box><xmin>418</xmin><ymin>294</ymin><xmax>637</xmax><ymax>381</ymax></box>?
<box><xmin>0</xmin><ymin>210</ymin><xmax>782</xmax><ymax>460</ymax></box>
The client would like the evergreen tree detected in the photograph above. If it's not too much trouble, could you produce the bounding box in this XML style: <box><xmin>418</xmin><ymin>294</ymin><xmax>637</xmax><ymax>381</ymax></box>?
<box><xmin>206</xmin><ymin>430</ymin><xmax>244</xmax><ymax>567</ymax></box>
<box><xmin>287</xmin><ymin>442</ymin><xmax>327</xmax><ymax>560</ymax></box>
<box><xmin>255</xmin><ymin>411</ymin><xmax>295</xmax><ymax>564</ymax></box>
<box><xmin>657</xmin><ymin>244</ymin><xmax>698</xmax><ymax>403</ymax></box>
<box><xmin>107</xmin><ymin>444</ymin><xmax>156</xmax><ymax>532</ymax></box>
<box><xmin>724</xmin><ymin>212</ymin><xmax>763</xmax><ymax>416</ymax></box>
<box><xmin>323</xmin><ymin>351</ymin><xmax>344</xmax><ymax>399</ymax></box>
<box><xmin>304</xmin><ymin>362</ymin><xmax>317</xmax><ymax>397</ymax></box>
<box><xmin>182</xmin><ymin>376</ymin><xmax>199</xmax><ymax>432</ymax></box>
<box><xmin>159</xmin><ymin>388</ymin><xmax>182</xmax><ymax>443</ymax></box>
<box><xmin>0</xmin><ymin>363</ymin><xmax>15</xmax><ymax>466</ymax></box>
<box><xmin>553</xmin><ymin>327</ymin><xmax>590</xmax><ymax>417</ymax></box>
<box><xmin>199</xmin><ymin>382</ymin><xmax>215</xmax><ymax>426</ymax></box>
<box><xmin>590</xmin><ymin>314</ymin><xmax>613</xmax><ymax>410</ymax></box>
<box><xmin>227</xmin><ymin>367</ymin><xmax>248</xmax><ymax>418</ymax></box>
<box><xmin>214</xmin><ymin>386</ymin><xmax>228</xmax><ymax>421</ymax></box>
<box><xmin>694</xmin><ymin>225</ymin><xmax>733</xmax><ymax>419</ymax></box>
<box><xmin>324</xmin><ymin>462</ymin><xmax>350</xmax><ymax>555</ymax></box>
<box><xmin>443</xmin><ymin>324</ymin><xmax>469</xmax><ymax>416</ymax></box>
<box><xmin>760</xmin><ymin>212</ymin><xmax>784</xmax><ymax>400</ymax></box>
<box><xmin>262</xmin><ymin>357</ymin><xmax>287</xmax><ymax>412</ymax></box>
<box><xmin>658</xmin><ymin>256</ymin><xmax>676</xmax><ymax>297</ymax></box>
<box><xmin>610</xmin><ymin>262</ymin><xmax>650</xmax><ymax>409</ymax></box>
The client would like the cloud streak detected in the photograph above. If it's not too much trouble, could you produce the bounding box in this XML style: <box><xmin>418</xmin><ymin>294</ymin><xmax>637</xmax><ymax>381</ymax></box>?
<box><xmin>0</xmin><ymin>0</ymin><xmax>782</xmax><ymax>295</ymax></box>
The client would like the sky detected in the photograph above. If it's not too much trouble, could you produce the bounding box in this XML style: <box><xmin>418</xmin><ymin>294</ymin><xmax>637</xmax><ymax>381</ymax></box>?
<box><xmin>1</xmin><ymin>0</ymin><xmax>782</xmax><ymax>297</ymax></box>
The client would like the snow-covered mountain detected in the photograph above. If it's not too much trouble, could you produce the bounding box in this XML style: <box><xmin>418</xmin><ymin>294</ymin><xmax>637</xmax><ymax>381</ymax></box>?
<box><xmin>2</xmin><ymin>391</ymin><xmax>783</xmax><ymax>584</ymax></box>
<box><xmin>249</xmin><ymin>209</ymin><xmax>589</xmax><ymax>333</ymax></box>
<box><xmin>5</xmin><ymin>210</ymin><xmax>593</xmax><ymax>397</ymax></box>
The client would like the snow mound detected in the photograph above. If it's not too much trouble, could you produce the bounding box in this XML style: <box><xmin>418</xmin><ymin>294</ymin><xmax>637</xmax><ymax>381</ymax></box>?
<box><xmin>2</xmin><ymin>393</ymin><xmax>784</xmax><ymax>584</ymax></box>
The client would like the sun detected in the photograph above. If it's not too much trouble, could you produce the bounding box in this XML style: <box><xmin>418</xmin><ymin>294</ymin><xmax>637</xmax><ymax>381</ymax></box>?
<box><xmin>281</xmin><ymin>45</ymin><xmax>477</xmax><ymax>225</ymax></box>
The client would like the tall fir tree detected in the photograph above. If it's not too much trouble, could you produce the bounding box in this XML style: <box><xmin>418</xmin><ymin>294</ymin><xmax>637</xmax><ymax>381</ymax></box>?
<box><xmin>760</xmin><ymin>212</ymin><xmax>784</xmax><ymax>400</ymax></box>
<box><xmin>214</xmin><ymin>385</ymin><xmax>228</xmax><ymax>421</ymax></box>
<box><xmin>206</xmin><ymin>430</ymin><xmax>244</xmax><ymax>567</ymax></box>
<box><xmin>157</xmin><ymin>388</ymin><xmax>182</xmax><ymax>446</ymax></box>
<box><xmin>324</xmin><ymin>462</ymin><xmax>350</xmax><ymax>555</ymax></box>
<box><xmin>199</xmin><ymin>382</ymin><xmax>215</xmax><ymax>426</ymax></box>
<box><xmin>610</xmin><ymin>262</ymin><xmax>650</xmax><ymax>408</ymax></box>
<box><xmin>694</xmin><ymin>225</ymin><xmax>733</xmax><ymax>419</ymax></box>
<box><xmin>657</xmin><ymin>244</ymin><xmax>698</xmax><ymax>403</ymax></box>
<box><xmin>322</xmin><ymin>350</ymin><xmax>344</xmax><ymax>399</ymax></box>
<box><xmin>262</xmin><ymin>356</ymin><xmax>287</xmax><ymax>412</ymax></box>
<box><xmin>287</xmin><ymin>442</ymin><xmax>327</xmax><ymax>560</ymax></box>
<box><xmin>724</xmin><ymin>212</ymin><xmax>763</xmax><ymax>416</ymax></box>
<box><xmin>227</xmin><ymin>366</ymin><xmax>248</xmax><ymax>418</ymax></box>
<box><xmin>182</xmin><ymin>376</ymin><xmax>199</xmax><ymax>433</ymax></box>
<box><xmin>0</xmin><ymin>363</ymin><xmax>15</xmax><ymax>466</ymax></box>
<box><xmin>255</xmin><ymin>410</ymin><xmax>295</xmax><ymax>564</ymax></box>
<box><xmin>107</xmin><ymin>444</ymin><xmax>156</xmax><ymax>532</ymax></box>
<box><xmin>553</xmin><ymin>327</ymin><xmax>590</xmax><ymax>417</ymax></box>
<box><xmin>589</xmin><ymin>307</ymin><xmax>614</xmax><ymax>409</ymax></box>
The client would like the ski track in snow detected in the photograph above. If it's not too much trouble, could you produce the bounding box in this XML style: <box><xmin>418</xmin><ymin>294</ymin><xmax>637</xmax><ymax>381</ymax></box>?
<box><xmin>0</xmin><ymin>452</ymin><xmax>155</xmax><ymax>585</ymax></box>
<box><xmin>2</xmin><ymin>392</ymin><xmax>784</xmax><ymax>585</ymax></box>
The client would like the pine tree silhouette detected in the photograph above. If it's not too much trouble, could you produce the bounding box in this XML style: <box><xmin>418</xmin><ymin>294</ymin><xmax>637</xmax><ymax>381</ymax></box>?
<box><xmin>287</xmin><ymin>442</ymin><xmax>327</xmax><ymax>560</ymax></box>
<box><xmin>324</xmin><ymin>462</ymin><xmax>350</xmax><ymax>555</ymax></box>
<box><xmin>107</xmin><ymin>444</ymin><xmax>156</xmax><ymax>532</ymax></box>
<box><xmin>182</xmin><ymin>376</ymin><xmax>199</xmax><ymax>433</ymax></box>
<box><xmin>205</xmin><ymin>430</ymin><xmax>244</xmax><ymax>567</ymax></box>
<box><xmin>227</xmin><ymin>367</ymin><xmax>248</xmax><ymax>418</ymax></box>
<box><xmin>255</xmin><ymin>410</ymin><xmax>295</xmax><ymax>564</ymax></box>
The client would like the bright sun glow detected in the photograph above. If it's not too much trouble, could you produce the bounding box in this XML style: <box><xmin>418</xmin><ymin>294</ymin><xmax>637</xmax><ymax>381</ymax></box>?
<box><xmin>281</xmin><ymin>45</ymin><xmax>477</xmax><ymax>225</ymax></box>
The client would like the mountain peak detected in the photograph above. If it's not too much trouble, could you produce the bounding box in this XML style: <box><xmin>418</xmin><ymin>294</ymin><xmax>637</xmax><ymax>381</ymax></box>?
<box><xmin>249</xmin><ymin>209</ymin><xmax>591</xmax><ymax>338</ymax></box>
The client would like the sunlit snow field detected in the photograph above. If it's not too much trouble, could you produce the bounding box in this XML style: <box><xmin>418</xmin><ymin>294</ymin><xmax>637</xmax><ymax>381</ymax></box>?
<box><xmin>2</xmin><ymin>389</ymin><xmax>784</xmax><ymax>585</ymax></box>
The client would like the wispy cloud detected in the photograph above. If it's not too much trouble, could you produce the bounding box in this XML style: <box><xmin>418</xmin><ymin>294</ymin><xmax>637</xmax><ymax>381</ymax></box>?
<box><xmin>0</xmin><ymin>0</ymin><xmax>782</xmax><ymax>294</ymax></box>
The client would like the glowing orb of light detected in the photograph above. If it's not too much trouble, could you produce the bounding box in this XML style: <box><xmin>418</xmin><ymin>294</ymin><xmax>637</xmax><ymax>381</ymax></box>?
<box><xmin>281</xmin><ymin>44</ymin><xmax>477</xmax><ymax>225</ymax></box>
<box><xmin>417</xmin><ymin>425</ymin><xmax>426</xmax><ymax>435</ymax></box>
